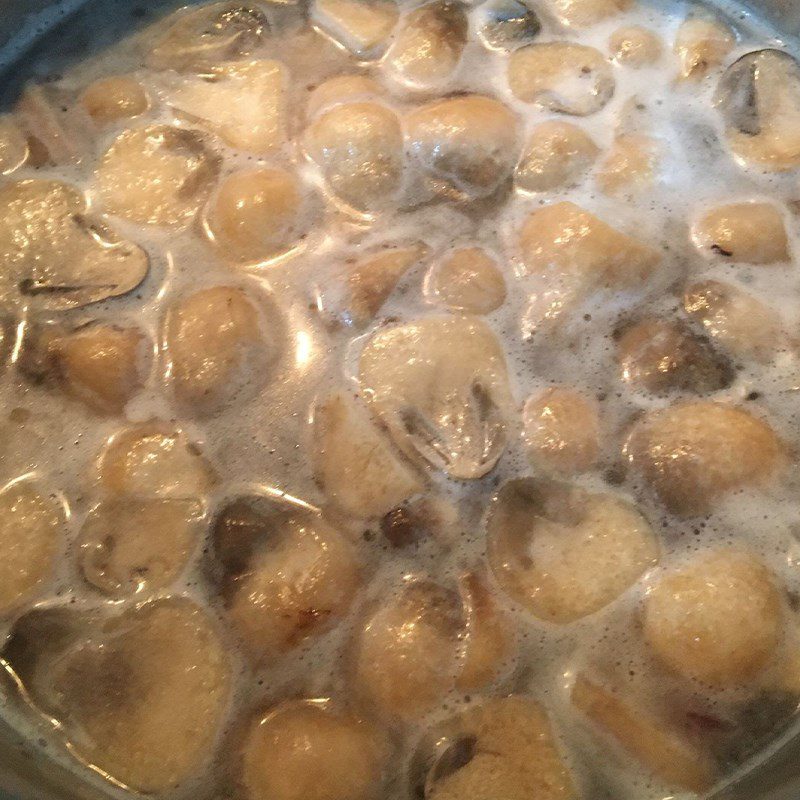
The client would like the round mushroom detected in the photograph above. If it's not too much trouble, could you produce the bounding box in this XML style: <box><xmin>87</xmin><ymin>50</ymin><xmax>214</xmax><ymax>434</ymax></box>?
<box><xmin>487</xmin><ymin>478</ymin><xmax>658</xmax><ymax>623</ymax></box>
<box><xmin>240</xmin><ymin>700</ymin><xmax>388</xmax><ymax>800</ymax></box>
<box><xmin>508</xmin><ymin>43</ymin><xmax>614</xmax><ymax>115</ymax></box>
<box><xmin>643</xmin><ymin>550</ymin><xmax>783</xmax><ymax>687</ymax></box>
<box><xmin>624</xmin><ymin>401</ymin><xmax>785</xmax><ymax>515</ymax></box>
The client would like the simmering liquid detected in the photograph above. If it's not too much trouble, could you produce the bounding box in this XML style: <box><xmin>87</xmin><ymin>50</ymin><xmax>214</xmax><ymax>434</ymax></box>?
<box><xmin>0</xmin><ymin>1</ymin><xmax>800</xmax><ymax>799</ymax></box>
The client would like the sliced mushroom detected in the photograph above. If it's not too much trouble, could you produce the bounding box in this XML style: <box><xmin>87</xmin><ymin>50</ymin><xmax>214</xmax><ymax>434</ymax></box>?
<box><xmin>312</xmin><ymin>0</ymin><xmax>399</xmax><ymax>60</ymax></box>
<box><xmin>571</xmin><ymin>675</ymin><xmax>716</xmax><ymax>793</ymax></box>
<box><xmin>616</xmin><ymin>318</ymin><xmax>734</xmax><ymax>394</ymax></box>
<box><xmin>306</xmin><ymin>74</ymin><xmax>382</xmax><ymax>119</ymax></box>
<box><xmin>82</xmin><ymin>76</ymin><xmax>149</xmax><ymax>125</ymax></box>
<box><xmin>624</xmin><ymin>401</ymin><xmax>785</xmax><ymax>515</ymax></box>
<box><xmin>519</xmin><ymin>202</ymin><xmax>661</xmax><ymax>288</ymax></box>
<box><xmin>476</xmin><ymin>0</ymin><xmax>541</xmax><ymax>52</ymax></box>
<box><xmin>205</xmin><ymin>168</ymin><xmax>306</xmax><ymax>265</ymax></box>
<box><xmin>683</xmin><ymin>280</ymin><xmax>786</xmax><ymax>363</ymax></box>
<box><xmin>415</xmin><ymin>696</ymin><xmax>576</xmax><ymax>800</ymax></box>
<box><xmin>385</xmin><ymin>2</ymin><xmax>468</xmax><ymax>89</ymax></box>
<box><xmin>168</xmin><ymin>60</ymin><xmax>288</xmax><ymax>153</ymax></box>
<box><xmin>596</xmin><ymin>134</ymin><xmax>659</xmax><ymax>196</ymax></box>
<box><xmin>715</xmin><ymin>50</ymin><xmax>800</xmax><ymax>171</ymax></box>
<box><xmin>305</xmin><ymin>101</ymin><xmax>404</xmax><ymax>215</ymax></box>
<box><xmin>359</xmin><ymin>316</ymin><xmax>514</xmax><ymax>480</ymax></box>
<box><xmin>98</xmin><ymin>421</ymin><xmax>217</xmax><ymax>499</ymax></box>
<box><xmin>312</xmin><ymin>391</ymin><xmax>423</xmax><ymax>519</ymax></box>
<box><xmin>54</xmin><ymin>322</ymin><xmax>148</xmax><ymax>415</ymax></box>
<box><xmin>522</xmin><ymin>387</ymin><xmax>600</xmax><ymax>474</ymax></box>
<box><xmin>164</xmin><ymin>285</ymin><xmax>279</xmax><ymax>416</ymax></box>
<box><xmin>548</xmin><ymin>0</ymin><xmax>631</xmax><ymax>28</ymax></box>
<box><xmin>692</xmin><ymin>202</ymin><xmax>789</xmax><ymax>264</ymax></box>
<box><xmin>0</xmin><ymin>479</ymin><xmax>64</xmax><ymax>616</ymax></box>
<box><xmin>343</xmin><ymin>242</ymin><xmax>430</xmax><ymax>326</ymax></box>
<box><xmin>216</xmin><ymin>500</ymin><xmax>360</xmax><ymax>662</ymax></box>
<box><xmin>674</xmin><ymin>16</ymin><xmax>735</xmax><ymax>82</ymax></box>
<box><xmin>353</xmin><ymin>576</ymin><xmax>514</xmax><ymax>719</ymax></box>
<box><xmin>0</xmin><ymin>115</ymin><xmax>29</xmax><ymax>175</ymax></box>
<box><xmin>487</xmin><ymin>478</ymin><xmax>658</xmax><ymax>623</ymax></box>
<box><xmin>425</xmin><ymin>247</ymin><xmax>507</xmax><ymax>315</ymax></box>
<box><xmin>508</xmin><ymin>43</ymin><xmax>614</xmax><ymax>115</ymax></box>
<box><xmin>148</xmin><ymin>1</ymin><xmax>270</xmax><ymax>72</ymax></box>
<box><xmin>0</xmin><ymin>180</ymin><xmax>148</xmax><ymax>310</ymax></box>
<box><xmin>15</xmin><ymin>84</ymin><xmax>94</xmax><ymax>166</ymax></box>
<box><xmin>406</xmin><ymin>95</ymin><xmax>519</xmax><ymax>201</ymax></box>
<box><xmin>609</xmin><ymin>26</ymin><xmax>662</xmax><ymax>66</ymax></box>
<box><xmin>79</xmin><ymin>498</ymin><xmax>204</xmax><ymax>597</ymax></box>
<box><xmin>515</xmin><ymin>121</ymin><xmax>599</xmax><ymax>192</ymax></box>
<box><xmin>643</xmin><ymin>550</ymin><xmax>783</xmax><ymax>687</ymax></box>
<box><xmin>3</xmin><ymin>598</ymin><xmax>231</xmax><ymax>793</ymax></box>
<box><xmin>456</xmin><ymin>572</ymin><xmax>516</xmax><ymax>691</ymax></box>
<box><xmin>20</xmin><ymin>320</ymin><xmax>149</xmax><ymax>416</ymax></box>
<box><xmin>96</xmin><ymin>125</ymin><xmax>221</xmax><ymax>226</ymax></box>
<box><xmin>241</xmin><ymin>700</ymin><xmax>388</xmax><ymax>800</ymax></box>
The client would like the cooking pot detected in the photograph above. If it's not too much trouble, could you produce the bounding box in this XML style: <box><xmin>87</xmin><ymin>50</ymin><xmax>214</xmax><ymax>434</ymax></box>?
<box><xmin>0</xmin><ymin>0</ymin><xmax>798</xmax><ymax>797</ymax></box>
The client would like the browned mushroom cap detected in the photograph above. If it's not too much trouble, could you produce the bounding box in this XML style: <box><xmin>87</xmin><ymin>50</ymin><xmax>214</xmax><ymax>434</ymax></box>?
<box><xmin>616</xmin><ymin>318</ymin><xmax>734</xmax><ymax>394</ymax></box>
<box><xmin>164</xmin><ymin>285</ymin><xmax>280</xmax><ymax>416</ymax></box>
<box><xmin>0</xmin><ymin>180</ymin><xmax>148</xmax><ymax>310</ymax></box>
<box><xmin>240</xmin><ymin>700</ymin><xmax>389</xmax><ymax>800</ymax></box>
<box><xmin>624</xmin><ymin>401</ymin><xmax>786</xmax><ymax>515</ymax></box>
<box><xmin>97</xmin><ymin>421</ymin><xmax>217</xmax><ymax>499</ymax></box>
<box><xmin>487</xmin><ymin>478</ymin><xmax>658</xmax><ymax>623</ymax></box>
<box><xmin>148</xmin><ymin>1</ymin><xmax>270</xmax><ymax>72</ymax></box>
<box><xmin>205</xmin><ymin>168</ymin><xmax>305</xmax><ymax>264</ymax></box>
<box><xmin>683</xmin><ymin>280</ymin><xmax>787</xmax><ymax>363</ymax></box>
<box><xmin>212</xmin><ymin>497</ymin><xmax>361</xmax><ymax>662</ymax></box>
<box><xmin>522</xmin><ymin>387</ymin><xmax>600</xmax><ymax>474</ymax></box>
<box><xmin>571</xmin><ymin>674</ymin><xmax>716</xmax><ymax>793</ymax></box>
<box><xmin>359</xmin><ymin>315</ymin><xmax>514</xmax><ymax>480</ymax></box>
<box><xmin>643</xmin><ymin>550</ymin><xmax>783</xmax><ymax>687</ymax></box>
<box><xmin>715</xmin><ymin>49</ymin><xmax>800</xmax><ymax>170</ymax></box>
<box><xmin>82</xmin><ymin>76</ymin><xmax>149</xmax><ymax>125</ymax></box>
<box><xmin>0</xmin><ymin>478</ymin><xmax>64</xmax><ymax>615</ymax></box>
<box><xmin>508</xmin><ymin>43</ymin><xmax>614</xmax><ymax>115</ymax></box>
<box><xmin>405</xmin><ymin>95</ymin><xmax>519</xmax><ymax>200</ymax></box>
<box><xmin>386</xmin><ymin>2</ymin><xmax>467</xmax><ymax>89</ymax></box>
<box><xmin>168</xmin><ymin>60</ymin><xmax>288</xmax><ymax>154</ymax></box>
<box><xmin>2</xmin><ymin>598</ymin><xmax>230</xmax><ymax>793</ymax></box>
<box><xmin>312</xmin><ymin>0</ymin><xmax>399</xmax><ymax>60</ymax></box>
<box><xmin>515</xmin><ymin>121</ymin><xmax>599</xmax><ymax>193</ymax></box>
<box><xmin>692</xmin><ymin>202</ymin><xmax>790</xmax><ymax>264</ymax></box>
<box><xmin>342</xmin><ymin>242</ymin><xmax>430</xmax><ymax>326</ymax></box>
<box><xmin>413</xmin><ymin>696</ymin><xmax>577</xmax><ymax>800</ymax></box>
<box><xmin>609</xmin><ymin>26</ymin><xmax>663</xmax><ymax>66</ymax></box>
<box><xmin>674</xmin><ymin>16</ymin><xmax>735</xmax><ymax>81</ymax></box>
<box><xmin>353</xmin><ymin>579</ymin><xmax>460</xmax><ymax>718</ymax></box>
<box><xmin>352</xmin><ymin>574</ymin><xmax>516</xmax><ymax>719</ymax></box>
<box><xmin>96</xmin><ymin>125</ymin><xmax>220</xmax><ymax>227</ymax></box>
<box><xmin>305</xmin><ymin>101</ymin><xmax>404</xmax><ymax>216</ymax></box>
<box><xmin>425</xmin><ymin>247</ymin><xmax>507</xmax><ymax>315</ymax></box>
<box><xmin>312</xmin><ymin>391</ymin><xmax>423</xmax><ymax>519</ymax></box>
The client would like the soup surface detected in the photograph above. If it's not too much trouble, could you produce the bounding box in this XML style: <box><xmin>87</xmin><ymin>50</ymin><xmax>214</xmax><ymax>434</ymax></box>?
<box><xmin>1</xmin><ymin>1</ymin><xmax>800</xmax><ymax>799</ymax></box>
